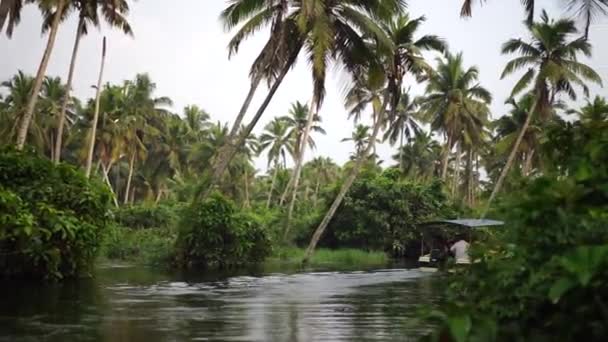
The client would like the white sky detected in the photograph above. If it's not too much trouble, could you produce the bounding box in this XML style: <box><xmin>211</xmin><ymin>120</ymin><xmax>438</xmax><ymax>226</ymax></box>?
<box><xmin>2</xmin><ymin>0</ymin><xmax>607</xmax><ymax>173</ymax></box>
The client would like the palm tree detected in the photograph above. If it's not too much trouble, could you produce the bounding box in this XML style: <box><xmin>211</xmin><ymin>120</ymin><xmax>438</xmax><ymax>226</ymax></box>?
<box><xmin>384</xmin><ymin>92</ymin><xmax>421</xmax><ymax>171</ymax></box>
<box><xmin>305</xmin><ymin>156</ymin><xmax>340</xmax><ymax>206</ymax></box>
<box><xmin>85</xmin><ymin>36</ymin><xmax>106</xmax><ymax>178</ymax></box>
<box><xmin>568</xmin><ymin>96</ymin><xmax>608</xmax><ymax>124</ymax></box>
<box><xmin>304</xmin><ymin>11</ymin><xmax>444</xmax><ymax>262</ymax></box>
<box><xmin>483</xmin><ymin>11</ymin><xmax>602</xmax><ymax>216</ymax></box>
<box><xmin>278</xmin><ymin>101</ymin><xmax>325</xmax><ymax>205</ymax></box>
<box><xmin>342</xmin><ymin>124</ymin><xmax>370</xmax><ymax>159</ymax></box>
<box><xmin>38</xmin><ymin>76</ymin><xmax>68</xmax><ymax>159</ymax></box>
<box><xmin>460</xmin><ymin>0</ymin><xmax>608</xmax><ymax>39</ymax></box>
<box><xmin>183</xmin><ymin>105</ymin><xmax>210</xmax><ymax>142</ymax></box>
<box><xmin>418</xmin><ymin>51</ymin><xmax>492</xmax><ymax>182</ymax></box>
<box><xmin>392</xmin><ymin>132</ymin><xmax>441</xmax><ymax>180</ymax></box>
<box><xmin>205</xmin><ymin>0</ymin><xmax>403</xmax><ymax>202</ymax></box>
<box><xmin>0</xmin><ymin>71</ymin><xmax>34</xmax><ymax>145</ymax></box>
<box><xmin>258</xmin><ymin>118</ymin><xmax>293</xmax><ymax>208</ymax></box>
<box><xmin>13</xmin><ymin>0</ymin><xmax>68</xmax><ymax>150</ymax></box>
<box><xmin>54</xmin><ymin>0</ymin><xmax>132</xmax><ymax>163</ymax></box>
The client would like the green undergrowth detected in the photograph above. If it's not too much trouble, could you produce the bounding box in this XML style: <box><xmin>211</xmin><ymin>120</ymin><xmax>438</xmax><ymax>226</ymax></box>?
<box><xmin>99</xmin><ymin>225</ymin><xmax>176</xmax><ymax>267</ymax></box>
<box><xmin>270</xmin><ymin>247</ymin><xmax>389</xmax><ymax>268</ymax></box>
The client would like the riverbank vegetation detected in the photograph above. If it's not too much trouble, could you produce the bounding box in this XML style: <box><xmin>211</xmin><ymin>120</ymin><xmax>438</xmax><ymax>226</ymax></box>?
<box><xmin>1</xmin><ymin>0</ymin><xmax>608</xmax><ymax>339</ymax></box>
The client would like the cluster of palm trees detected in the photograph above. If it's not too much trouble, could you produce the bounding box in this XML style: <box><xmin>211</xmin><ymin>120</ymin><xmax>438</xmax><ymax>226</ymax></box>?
<box><xmin>1</xmin><ymin>0</ymin><xmax>606</xmax><ymax>260</ymax></box>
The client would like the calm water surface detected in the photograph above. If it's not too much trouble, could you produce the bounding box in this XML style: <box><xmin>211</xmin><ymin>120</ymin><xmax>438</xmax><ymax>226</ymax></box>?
<box><xmin>0</xmin><ymin>264</ymin><xmax>440</xmax><ymax>341</ymax></box>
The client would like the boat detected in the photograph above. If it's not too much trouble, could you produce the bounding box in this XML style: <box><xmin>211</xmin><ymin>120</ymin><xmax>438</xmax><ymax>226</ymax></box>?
<box><xmin>416</xmin><ymin>219</ymin><xmax>504</xmax><ymax>271</ymax></box>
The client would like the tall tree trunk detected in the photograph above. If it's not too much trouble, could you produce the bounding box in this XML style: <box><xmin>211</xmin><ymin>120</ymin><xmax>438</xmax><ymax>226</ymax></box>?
<box><xmin>101</xmin><ymin>163</ymin><xmax>119</xmax><ymax>207</ymax></box>
<box><xmin>482</xmin><ymin>99</ymin><xmax>538</xmax><ymax>218</ymax></box>
<box><xmin>284</xmin><ymin>100</ymin><xmax>318</xmax><ymax>240</ymax></box>
<box><xmin>313</xmin><ymin>179</ymin><xmax>320</xmax><ymax>207</ymax></box>
<box><xmin>266</xmin><ymin>161</ymin><xmax>279</xmax><ymax>208</ymax></box>
<box><xmin>399</xmin><ymin>130</ymin><xmax>404</xmax><ymax>173</ymax></box>
<box><xmin>54</xmin><ymin>16</ymin><xmax>85</xmax><ymax>163</ymax></box>
<box><xmin>522</xmin><ymin>149</ymin><xmax>535</xmax><ymax>176</ymax></box>
<box><xmin>465</xmin><ymin>149</ymin><xmax>473</xmax><ymax>207</ymax></box>
<box><xmin>452</xmin><ymin>141</ymin><xmax>462</xmax><ymax>197</ymax></box>
<box><xmin>243</xmin><ymin>168</ymin><xmax>250</xmax><ymax>208</ymax></box>
<box><xmin>441</xmin><ymin>132</ymin><xmax>453</xmax><ymax>180</ymax></box>
<box><xmin>124</xmin><ymin>151</ymin><xmax>135</xmax><ymax>205</ymax></box>
<box><xmin>16</xmin><ymin>0</ymin><xmax>66</xmax><ymax>150</ymax></box>
<box><xmin>303</xmin><ymin>94</ymin><xmax>390</xmax><ymax>264</ymax></box>
<box><xmin>85</xmin><ymin>37</ymin><xmax>107</xmax><ymax>178</ymax></box>
<box><xmin>197</xmin><ymin>55</ymin><xmax>295</xmax><ymax>202</ymax></box>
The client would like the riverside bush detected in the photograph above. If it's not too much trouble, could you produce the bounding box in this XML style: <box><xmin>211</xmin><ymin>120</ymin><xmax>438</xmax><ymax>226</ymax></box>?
<box><xmin>114</xmin><ymin>203</ymin><xmax>179</xmax><ymax>229</ymax></box>
<box><xmin>175</xmin><ymin>193</ymin><xmax>272</xmax><ymax>269</ymax></box>
<box><xmin>0</xmin><ymin>148</ymin><xmax>112</xmax><ymax>280</ymax></box>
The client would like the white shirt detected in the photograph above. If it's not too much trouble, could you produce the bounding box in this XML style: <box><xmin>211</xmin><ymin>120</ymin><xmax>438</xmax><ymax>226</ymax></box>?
<box><xmin>450</xmin><ymin>240</ymin><xmax>470</xmax><ymax>260</ymax></box>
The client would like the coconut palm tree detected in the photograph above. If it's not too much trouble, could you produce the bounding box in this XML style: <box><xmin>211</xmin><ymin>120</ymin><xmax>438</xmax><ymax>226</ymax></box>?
<box><xmin>304</xmin><ymin>156</ymin><xmax>340</xmax><ymax>206</ymax></box>
<box><xmin>384</xmin><ymin>92</ymin><xmax>421</xmax><ymax>171</ymax></box>
<box><xmin>206</xmin><ymin>0</ymin><xmax>403</xmax><ymax>202</ymax></box>
<box><xmin>342</xmin><ymin>124</ymin><xmax>370</xmax><ymax>159</ymax></box>
<box><xmin>568</xmin><ymin>95</ymin><xmax>608</xmax><ymax>124</ymax></box>
<box><xmin>483</xmin><ymin>11</ymin><xmax>602</xmax><ymax>216</ymax></box>
<box><xmin>0</xmin><ymin>71</ymin><xmax>35</xmax><ymax>145</ymax></box>
<box><xmin>259</xmin><ymin>117</ymin><xmax>293</xmax><ymax>208</ymax></box>
<box><xmin>54</xmin><ymin>0</ymin><xmax>133</xmax><ymax>163</ymax></box>
<box><xmin>13</xmin><ymin>0</ymin><xmax>69</xmax><ymax>150</ymax></box>
<box><xmin>278</xmin><ymin>100</ymin><xmax>325</xmax><ymax>205</ymax></box>
<box><xmin>418</xmin><ymin>51</ymin><xmax>492</xmax><ymax>182</ymax></box>
<box><xmin>304</xmin><ymin>11</ymin><xmax>444</xmax><ymax>262</ymax></box>
<box><xmin>392</xmin><ymin>132</ymin><xmax>441</xmax><ymax>181</ymax></box>
<box><xmin>460</xmin><ymin>0</ymin><xmax>608</xmax><ymax>39</ymax></box>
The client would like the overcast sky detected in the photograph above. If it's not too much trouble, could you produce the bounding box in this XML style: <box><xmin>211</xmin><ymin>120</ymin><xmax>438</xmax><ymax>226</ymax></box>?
<box><xmin>2</xmin><ymin>0</ymin><xmax>607</xmax><ymax>172</ymax></box>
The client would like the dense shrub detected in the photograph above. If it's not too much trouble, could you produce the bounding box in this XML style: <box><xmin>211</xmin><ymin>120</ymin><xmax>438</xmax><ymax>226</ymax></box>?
<box><xmin>175</xmin><ymin>193</ymin><xmax>272</xmax><ymax>269</ymax></box>
<box><xmin>114</xmin><ymin>203</ymin><xmax>179</xmax><ymax>229</ymax></box>
<box><xmin>100</xmin><ymin>224</ymin><xmax>176</xmax><ymax>266</ymax></box>
<box><xmin>0</xmin><ymin>148</ymin><xmax>112</xmax><ymax>280</ymax></box>
<box><xmin>322</xmin><ymin>169</ymin><xmax>455</xmax><ymax>254</ymax></box>
<box><xmin>424</xmin><ymin>119</ymin><xmax>608</xmax><ymax>341</ymax></box>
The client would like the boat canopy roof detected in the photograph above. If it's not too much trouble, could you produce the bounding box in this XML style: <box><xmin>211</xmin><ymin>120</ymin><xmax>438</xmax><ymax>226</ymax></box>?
<box><xmin>422</xmin><ymin>219</ymin><xmax>504</xmax><ymax>229</ymax></box>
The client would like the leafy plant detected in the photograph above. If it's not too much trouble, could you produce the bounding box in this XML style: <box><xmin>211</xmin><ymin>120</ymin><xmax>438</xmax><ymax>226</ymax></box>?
<box><xmin>0</xmin><ymin>148</ymin><xmax>112</xmax><ymax>280</ymax></box>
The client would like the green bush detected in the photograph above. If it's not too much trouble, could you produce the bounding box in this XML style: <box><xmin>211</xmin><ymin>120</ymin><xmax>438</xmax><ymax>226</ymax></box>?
<box><xmin>175</xmin><ymin>193</ymin><xmax>272</xmax><ymax>269</ymax></box>
<box><xmin>100</xmin><ymin>224</ymin><xmax>176</xmax><ymax>266</ymax></box>
<box><xmin>114</xmin><ymin>203</ymin><xmax>179</xmax><ymax>229</ymax></box>
<box><xmin>424</xmin><ymin>118</ymin><xmax>608</xmax><ymax>341</ymax></box>
<box><xmin>325</xmin><ymin>169</ymin><xmax>455</xmax><ymax>254</ymax></box>
<box><xmin>0</xmin><ymin>148</ymin><xmax>112</xmax><ymax>280</ymax></box>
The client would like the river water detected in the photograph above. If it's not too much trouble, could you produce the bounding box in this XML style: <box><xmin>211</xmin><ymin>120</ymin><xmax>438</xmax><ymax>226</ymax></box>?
<box><xmin>0</xmin><ymin>264</ymin><xmax>440</xmax><ymax>341</ymax></box>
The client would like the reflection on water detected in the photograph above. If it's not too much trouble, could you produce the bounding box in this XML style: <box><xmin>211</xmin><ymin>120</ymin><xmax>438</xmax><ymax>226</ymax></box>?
<box><xmin>0</xmin><ymin>264</ymin><xmax>440</xmax><ymax>341</ymax></box>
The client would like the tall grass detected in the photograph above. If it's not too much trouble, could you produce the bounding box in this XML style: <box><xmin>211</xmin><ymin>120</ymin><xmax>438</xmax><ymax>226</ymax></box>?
<box><xmin>99</xmin><ymin>225</ymin><xmax>176</xmax><ymax>266</ymax></box>
<box><xmin>271</xmin><ymin>247</ymin><xmax>388</xmax><ymax>267</ymax></box>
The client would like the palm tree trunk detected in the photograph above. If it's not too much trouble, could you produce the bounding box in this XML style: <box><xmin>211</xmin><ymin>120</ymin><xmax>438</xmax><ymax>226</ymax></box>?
<box><xmin>303</xmin><ymin>93</ymin><xmax>390</xmax><ymax>264</ymax></box>
<box><xmin>313</xmin><ymin>179</ymin><xmax>320</xmax><ymax>207</ymax></box>
<box><xmin>284</xmin><ymin>100</ymin><xmax>318</xmax><ymax>240</ymax></box>
<box><xmin>197</xmin><ymin>52</ymin><xmax>296</xmax><ymax>202</ymax></box>
<box><xmin>482</xmin><ymin>98</ymin><xmax>538</xmax><ymax>218</ymax></box>
<box><xmin>465</xmin><ymin>149</ymin><xmax>473</xmax><ymax>207</ymax></box>
<box><xmin>266</xmin><ymin>161</ymin><xmax>279</xmax><ymax>208</ymax></box>
<box><xmin>101</xmin><ymin>163</ymin><xmax>119</xmax><ymax>207</ymax></box>
<box><xmin>452</xmin><ymin>141</ymin><xmax>462</xmax><ymax>197</ymax></box>
<box><xmin>85</xmin><ymin>37</ymin><xmax>107</xmax><ymax>178</ymax></box>
<box><xmin>54</xmin><ymin>15</ymin><xmax>85</xmax><ymax>163</ymax></box>
<box><xmin>523</xmin><ymin>149</ymin><xmax>535</xmax><ymax>176</ymax></box>
<box><xmin>244</xmin><ymin>168</ymin><xmax>250</xmax><ymax>208</ymax></box>
<box><xmin>124</xmin><ymin>151</ymin><xmax>135</xmax><ymax>205</ymax></box>
<box><xmin>16</xmin><ymin>0</ymin><xmax>66</xmax><ymax>150</ymax></box>
<box><xmin>441</xmin><ymin>132</ymin><xmax>453</xmax><ymax>180</ymax></box>
<box><xmin>399</xmin><ymin>130</ymin><xmax>404</xmax><ymax>173</ymax></box>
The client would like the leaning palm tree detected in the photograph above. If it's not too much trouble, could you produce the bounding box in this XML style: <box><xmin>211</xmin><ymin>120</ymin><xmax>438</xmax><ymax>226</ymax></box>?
<box><xmin>482</xmin><ymin>11</ymin><xmax>602</xmax><ymax>216</ymax></box>
<box><xmin>12</xmin><ymin>0</ymin><xmax>69</xmax><ymax>150</ymax></box>
<box><xmin>54</xmin><ymin>0</ymin><xmax>133</xmax><ymax>163</ymax></box>
<box><xmin>303</xmin><ymin>11</ymin><xmax>443</xmax><ymax>263</ymax></box>
<box><xmin>258</xmin><ymin>118</ymin><xmax>293</xmax><ymax>208</ymax></box>
<box><xmin>460</xmin><ymin>0</ymin><xmax>608</xmax><ymax>40</ymax></box>
<box><xmin>418</xmin><ymin>51</ymin><xmax>492</xmax><ymax>181</ymax></box>
<box><xmin>205</xmin><ymin>0</ymin><xmax>403</xmax><ymax>203</ymax></box>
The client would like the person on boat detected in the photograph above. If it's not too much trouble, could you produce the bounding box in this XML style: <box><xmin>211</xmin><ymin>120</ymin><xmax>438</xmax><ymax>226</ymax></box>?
<box><xmin>449</xmin><ymin>236</ymin><xmax>470</xmax><ymax>263</ymax></box>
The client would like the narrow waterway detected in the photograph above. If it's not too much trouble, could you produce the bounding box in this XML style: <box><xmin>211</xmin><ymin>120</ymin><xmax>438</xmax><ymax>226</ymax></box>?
<box><xmin>0</xmin><ymin>264</ymin><xmax>440</xmax><ymax>341</ymax></box>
